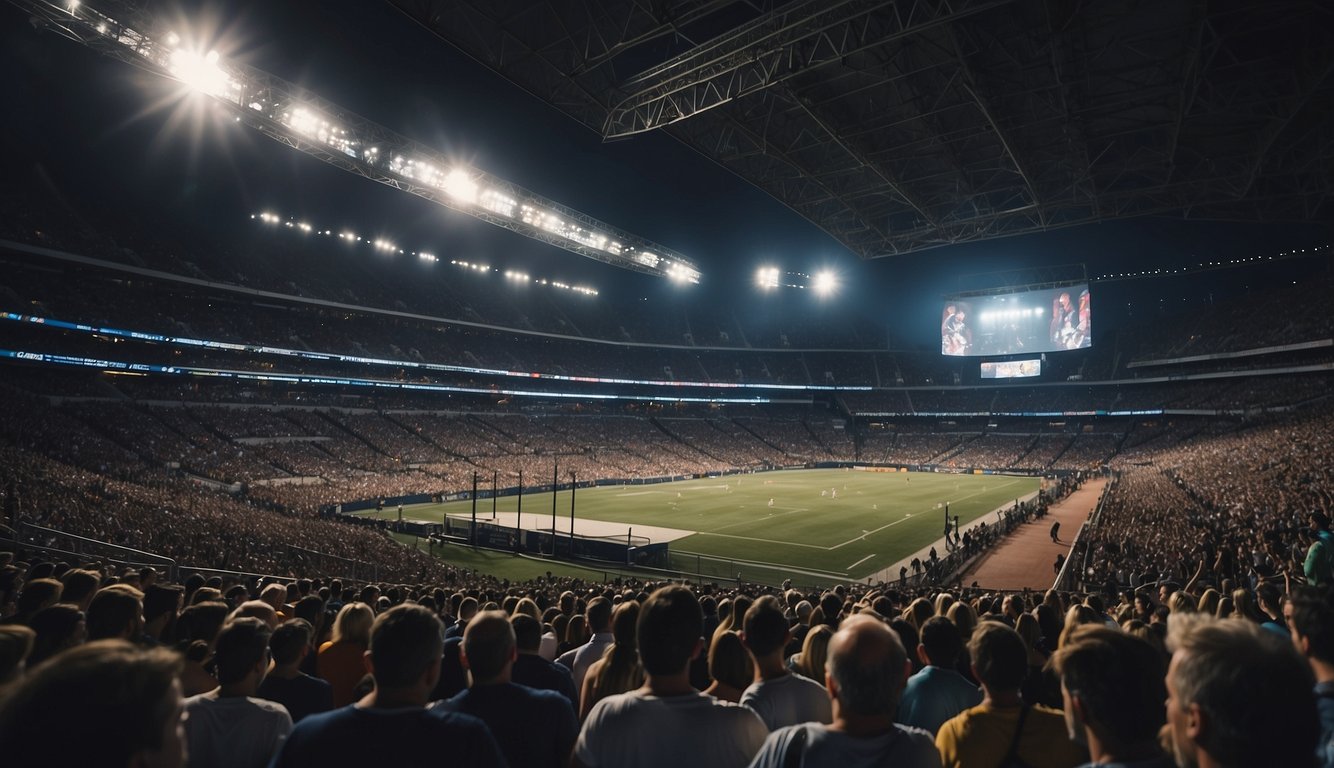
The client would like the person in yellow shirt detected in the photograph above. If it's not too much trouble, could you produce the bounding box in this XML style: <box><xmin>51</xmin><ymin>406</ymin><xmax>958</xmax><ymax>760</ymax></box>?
<box><xmin>935</xmin><ymin>621</ymin><xmax>1085</xmax><ymax>768</ymax></box>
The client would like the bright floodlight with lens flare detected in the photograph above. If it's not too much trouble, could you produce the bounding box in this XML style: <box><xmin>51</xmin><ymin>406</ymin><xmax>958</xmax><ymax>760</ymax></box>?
<box><xmin>812</xmin><ymin>270</ymin><xmax>837</xmax><ymax>296</ymax></box>
<box><xmin>756</xmin><ymin>266</ymin><xmax>780</xmax><ymax>290</ymax></box>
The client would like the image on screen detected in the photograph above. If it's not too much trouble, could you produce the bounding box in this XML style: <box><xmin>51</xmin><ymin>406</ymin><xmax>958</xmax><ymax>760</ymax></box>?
<box><xmin>980</xmin><ymin>359</ymin><xmax>1042</xmax><ymax>379</ymax></box>
<box><xmin>941</xmin><ymin>285</ymin><xmax>1091</xmax><ymax>357</ymax></box>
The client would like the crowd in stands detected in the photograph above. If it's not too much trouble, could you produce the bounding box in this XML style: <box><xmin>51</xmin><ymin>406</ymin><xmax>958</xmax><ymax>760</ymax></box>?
<box><xmin>2</xmin><ymin>542</ymin><xmax>1331</xmax><ymax>767</ymax></box>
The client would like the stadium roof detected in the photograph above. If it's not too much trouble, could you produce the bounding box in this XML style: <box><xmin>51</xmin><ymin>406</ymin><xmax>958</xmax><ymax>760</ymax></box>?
<box><xmin>388</xmin><ymin>0</ymin><xmax>1334</xmax><ymax>259</ymax></box>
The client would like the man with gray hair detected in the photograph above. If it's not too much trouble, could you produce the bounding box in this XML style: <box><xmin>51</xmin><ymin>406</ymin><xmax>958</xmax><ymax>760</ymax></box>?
<box><xmin>746</xmin><ymin>614</ymin><xmax>940</xmax><ymax>767</ymax></box>
<box><xmin>1164</xmin><ymin>612</ymin><xmax>1318</xmax><ymax>768</ymax></box>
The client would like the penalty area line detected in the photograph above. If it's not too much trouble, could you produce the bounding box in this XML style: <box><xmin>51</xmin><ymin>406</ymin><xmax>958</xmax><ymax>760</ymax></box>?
<box><xmin>848</xmin><ymin>554</ymin><xmax>875</xmax><ymax>569</ymax></box>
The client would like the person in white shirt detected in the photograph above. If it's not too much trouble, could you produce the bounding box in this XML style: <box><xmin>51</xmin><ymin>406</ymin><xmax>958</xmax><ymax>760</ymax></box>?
<box><xmin>557</xmin><ymin>596</ymin><xmax>614</xmax><ymax>693</ymax></box>
<box><xmin>184</xmin><ymin>617</ymin><xmax>292</xmax><ymax>768</ymax></box>
<box><xmin>740</xmin><ymin>595</ymin><xmax>832</xmax><ymax>730</ymax></box>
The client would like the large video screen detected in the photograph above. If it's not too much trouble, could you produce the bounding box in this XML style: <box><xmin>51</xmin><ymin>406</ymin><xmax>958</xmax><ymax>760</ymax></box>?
<box><xmin>941</xmin><ymin>285</ymin><xmax>1091</xmax><ymax>357</ymax></box>
<box><xmin>980</xmin><ymin>359</ymin><xmax>1042</xmax><ymax>379</ymax></box>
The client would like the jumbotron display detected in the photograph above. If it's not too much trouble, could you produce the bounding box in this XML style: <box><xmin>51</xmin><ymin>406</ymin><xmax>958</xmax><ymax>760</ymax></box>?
<box><xmin>941</xmin><ymin>285</ymin><xmax>1091</xmax><ymax>357</ymax></box>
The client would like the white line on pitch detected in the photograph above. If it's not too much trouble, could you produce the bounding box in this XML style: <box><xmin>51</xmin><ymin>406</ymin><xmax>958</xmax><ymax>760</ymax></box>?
<box><xmin>828</xmin><ymin>479</ymin><xmax>1022</xmax><ymax>550</ymax></box>
<box><xmin>848</xmin><ymin>554</ymin><xmax>875</xmax><ymax>569</ymax></box>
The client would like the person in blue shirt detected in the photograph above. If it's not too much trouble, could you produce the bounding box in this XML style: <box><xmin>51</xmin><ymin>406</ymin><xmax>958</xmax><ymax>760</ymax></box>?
<box><xmin>896</xmin><ymin>616</ymin><xmax>981</xmax><ymax>736</ymax></box>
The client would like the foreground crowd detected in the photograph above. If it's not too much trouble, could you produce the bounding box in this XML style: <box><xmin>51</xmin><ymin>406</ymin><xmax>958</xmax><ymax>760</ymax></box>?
<box><xmin>0</xmin><ymin>558</ymin><xmax>1331</xmax><ymax>768</ymax></box>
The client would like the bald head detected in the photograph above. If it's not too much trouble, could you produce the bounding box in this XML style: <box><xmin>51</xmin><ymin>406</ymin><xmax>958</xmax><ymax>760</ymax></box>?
<box><xmin>462</xmin><ymin>610</ymin><xmax>516</xmax><ymax>684</ymax></box>
<box><xmin>827</xmin><ymin>615</ymin><xmax>910</xmax><ymax>718</ymax></box>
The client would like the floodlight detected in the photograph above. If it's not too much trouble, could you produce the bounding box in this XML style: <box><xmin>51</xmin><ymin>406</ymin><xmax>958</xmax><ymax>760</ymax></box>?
<box><xmin>756</xmin><ymin>266</ymin><xmax>780</xmax><ymax>290</ymax></box>
<box><xmin>812</xmin><ymin>270</ymin><xmax>837</xmax><ymax>296</ymax></box>
<box><xmin>167</xmin><ymin>48</ymin><xmax>233</xmax><ymax>97</ymax></box>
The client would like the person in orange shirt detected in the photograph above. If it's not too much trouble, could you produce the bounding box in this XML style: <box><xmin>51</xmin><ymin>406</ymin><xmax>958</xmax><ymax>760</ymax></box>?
<box><xmin>317</xmin><ymin>602</ymin><xmax>373</xmax><ymax>707</ymax></box>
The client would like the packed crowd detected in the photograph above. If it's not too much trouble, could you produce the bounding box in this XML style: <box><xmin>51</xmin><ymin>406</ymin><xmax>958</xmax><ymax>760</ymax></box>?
<box><xmin>1</xmin><ymin>547</ymin><xmax>1330</xmax><ymax>768</ymax></box>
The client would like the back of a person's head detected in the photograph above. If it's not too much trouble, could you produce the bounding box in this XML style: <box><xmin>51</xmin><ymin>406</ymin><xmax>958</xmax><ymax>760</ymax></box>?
<box><xmin>587</xmin><ymin>596</ymin><xmax>613</xmax><ymax>632</ymax></box>
<box><xmin>370</xmin><ymin>603</ymin><xmax>444</xmax><ymax>689</ymax></box>
<box><xmin>86</xmin><ymin>586</ymin><xmax>143</xmax><ymax>641</ymax></box>
<box><xmin>1051</xmin><ymin>624</ymin><xmax>1166</xmax><ymax>744</ymax></box>
<box><xmin>1289</xmin><ymin>585</ymin><xmax>1334</xmax><ymax>663</ymax></box>
<box><xmin>16</xmin><ymin>578</ymin><xmax>63</xmax><ymax>616</ymax></box>
<box><xmin>462</xmin><ymin>610</ymin><xmax>515</xmax><ymax>682</ymax></box>
<box><xmin>709</xmin><ymin>630</ymin><xmax>754</xmax><ymax>691</ymax></box>
<box><xmin>969</xmin><ymin>621</ymin><xmax>1027</xmax><ymax>692</ymax></box>
<box><xmin>742</xmin><ymin>595</ymin><xmax>789</xmax><ymax>657</ymax></box>
<box><xmin>270</xmin><ymin>619</ymin><xmax>313</xmax><ymax>667</ymax></box>
<box><xmin>828</xmin><ymin>615</ymin><xmax>908</xmax><ymax>717</ymax></box>
<box><xmin>175</xmin><ymin>600</ymin><xmax>231</xmax><ymax>647</ymax></box>
<box><xmin>230</xmin><ymin>600</ymin><xmax>278</xmax><ymax>629</ymax></box>
<box><xmin>26</xmin><ymin>603</ymin><xmax>86</xmax><ymax>667</ymax></box>
<box><xmin>59</xmin><ymin>569</ymin><xmax>101</xmax><ymax>607</ymax></box>
<box><xmin>637</xmin><ymin>585</ymin><xmax>701</xmax><ymax>676</ymax></box>
<box><xmin>0</xmin><ymin>640</ymin><xmax>182</xmax><ymax>766</ymax></box>
<box><xmin>143</xmin><ymin>585</ymin><xmax>183</xmax><ymax>625</ymax></box>
<box><xmin>510</xmin><ymin>613</ymin><xmax>542</xmax><ymax>653</ymax></box>
<box><xmin>333</xmin><ymin>602</ymin><xmax>375</xmax><ymax>646</ymax></box>
<box><xmin>214</xmin><ymin>617</ymin><xmax>272</xmax><ymax>685</ymax></box>
<box><xmin>820</xmin><ymin>592</ymin><xmax>843</xmax><ymax>623</ymax></box>
<box><xmin>919</xmin><ymin>616</ymin><xmax>963</xmax><ymax>667</ymax></box>
<box><xmin>1167</xmin><ymin>613</ymin><xmax>1318</xmax><ymax>767</ymax></box>
<box><xmin>0</xmin><ymin>624</ymin><xmax>35</xmax><ymax>685</ymax></box>
<box><xmin>293</xmin><ymin>594</ymin><xmax>324</xmax><ymax>625</ymax></box>
<box><xmin>609</xmin><ymin>600</ymin><xmax>640</xmax><ymax>650</ymax></box>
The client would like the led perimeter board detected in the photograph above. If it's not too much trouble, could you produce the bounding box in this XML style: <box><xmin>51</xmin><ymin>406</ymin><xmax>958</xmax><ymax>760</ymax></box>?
<box><xmin>942</xmin><ymin>285</ymin><xmax>1091</xmax><ymax>357</ymax></box>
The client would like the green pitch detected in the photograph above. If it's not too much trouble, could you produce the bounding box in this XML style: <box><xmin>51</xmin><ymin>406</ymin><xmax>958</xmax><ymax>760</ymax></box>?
<box><xmin>367</xmin><ymin>469</ymin><xmax>1039</xmax><ymax>583</ymax></box>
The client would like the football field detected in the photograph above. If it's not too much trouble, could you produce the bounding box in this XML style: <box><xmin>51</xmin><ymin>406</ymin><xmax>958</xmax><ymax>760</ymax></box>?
<box><xmin>369</xmin><ymin>469</ymin><xmax>1039</xmax><ymax>583</ymax></box>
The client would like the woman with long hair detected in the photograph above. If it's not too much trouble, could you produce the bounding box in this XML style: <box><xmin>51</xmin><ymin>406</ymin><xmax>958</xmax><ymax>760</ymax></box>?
<box><xmin>789</xmin><ymin>624</ymin><xmax>833</xmax><ymax>682</ymax></box>
<box><xmin>318</xmin><ymin>602</ymin><xmax>374</xmax><ymax>707</ymax></box>
<box><xmin>703</xmin><ymin>630</ymin><xmax>753</xmax><ymax>703</ymax></box>
<box><xmin>580</xmin><ymin>601</ymin><xmax>644</xmax><ymax>720</ymax></box>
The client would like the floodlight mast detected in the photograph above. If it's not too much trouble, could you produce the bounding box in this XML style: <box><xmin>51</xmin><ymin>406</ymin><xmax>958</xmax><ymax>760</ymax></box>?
<box><xmin>12</xmin><ymin>0</ymin><xmax>701</xmax><ymax>284</ymax></box>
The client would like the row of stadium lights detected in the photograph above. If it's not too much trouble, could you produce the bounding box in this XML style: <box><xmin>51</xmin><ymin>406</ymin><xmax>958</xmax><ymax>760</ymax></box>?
<box><xmin>1094</xmin><ymin>245</ymin><xmax>1329</xmax><ymax>280</ymax></box>
<box><xmin>136</xmin><ymin>18</ymin><xmax>703</xmax><ymax>286</ymax></box>
<box><xmin>251</xmin><ymin>212</ymin><xmax>598</xmax><ymax>296</ymax></box>
<box><xmin>755</xmin><ymin>266</ymin><xmax>838</xmax><ymax>297</ymax></box>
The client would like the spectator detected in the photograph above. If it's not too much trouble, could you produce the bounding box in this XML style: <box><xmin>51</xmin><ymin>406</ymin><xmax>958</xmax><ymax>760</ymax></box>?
<box><xmin>580</xmin><ymin>600</ymin><xmax>644</xmax><ymax>719</ymax></box>
<box><xmin>1307</xmin><ymin>514</ymin><xmax>1334</xmax><ymax>587</ymax></box>
<box><xmin>790</xmin><ymin>624</ymin><xmax>833</xmax><ymax>682</ymax></box>
<box><xmin>511</xmin><ymin>613</ymin><xmax>579</xmax><ymax>708</ymax></box>
<box><xmin>935</xmin><ymin>622</ymin><xmax>1085</xmax><ymax>768</ymax></box>
<box><xmin>256</xmin><ymin>618</ymin><xmax>334</xmax><ymax>723</ymax></box>
<box><xmin>740</xmin><ymin>595</ymin><xmax>832</xmax><ymax>730</ymax></box>
<box><xmin>26</xmin><ymin>603</ymin><xmax>86</xmax><ymax>667</ymax></box>
<box><xmin>0</xmin><ymin>624</ymin><xmax>35</xmax><ymax>686</ymax></box>
<box><xmin>174</xmin><ymin>601</ymin><xmax>229</xmax><ymax>697</ymax></box>
<box><xmin>1049</xmin><ymin>625</ymin><xmax>1172</xmax><ymax>767</ymax></box>
<box><xmin>746</xmin><ymin>614</ymin><xmax>940</xmax><ymax>768</ymax></box>
<box><xmin>704</xmin><ymin>631</ymin><xmax>753</xmax><ymax>703</ymax></box>
<box><xmin>1164</xmin><ymin>613</ymin><xmax>1318</xmax><ymax>768</ymax></box>
<box><xmin>86</xmin><ymin>585</ymin><xmax>144</xmax><ymax>642</ymax></box>
<box><xmin>272</xmin><ymin>604</ymin><xmax>505</xmax><ymax>767</ymax></box>
<box><xmin>317</xmin><ymin>601</ymin><xmax>373</xmax><ymax>707</ymax></box>
<box><xmin>558</xmin><ymin>596</ymin><xmax>614</xmax><ymax>694</ymax></box>
<box><xmin>1286</xmin><ymin>586</ymin><xmax>1334</xmax><ymax>768</ymax></box>
<box><xmin>435</xmin><ymin>610</ymin><xmax>578</xmax><ymax>768</ymax></box>
<box><xmin>0</xmin><ymin>640</ymin><xmax>186</xmax><ymax>767</ymax></box>
<box><xmin>2</xmin><ymin>578</ymin><xmax>62</xmax><ymax>626</ymax></box>
<box><xmin>574</xmin><ymin>584</ymin><xmax>768</xmax><ymax>768</ymax></box>
<box><xmin>897</xmin><ymin>616</ymin><xmax>982</xmax><ymax>736</ymax></box>
<box><xmin>183</xmin><ymin>617</ymin><xmax>292</xmax><ymax>768</ymax></box>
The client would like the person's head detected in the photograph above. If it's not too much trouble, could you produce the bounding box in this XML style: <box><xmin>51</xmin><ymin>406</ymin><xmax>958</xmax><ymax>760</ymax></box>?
<box><xmin>27</xmin><ymin>603</ymin><xmax>87</xmax><ymax>667</ymax></box>
<box><xmin>368</xmin><ymin>604</ymin><xmax>444</xmax><ymax>695</ymax></box>
<box><xmin>259</xmin><ymin>583</ymin><xmax>288</xmax><ymax>613</ymax></box>
<box><xmin>0</xmin><ymin>625</ymin><xmax>35</xmax><ymax>685</ymax></box>
<box><xmin>59</xmin><ymin>569</ymin><xmax>101</xmax><ymax>610</ymax></box>
<box><xmin>741</xmin><ymin>595</ymin><xmax>790</xmax><ymax>658</ymax></box>
<box><xmin>1311</xmin><ymin>512</ymin><xmax>1330</xmax><ymax>533</ymax></box>
<box><xmin>587</xmin><ymin>596</ymin><xmax>613</xmax><ymax>633</ymax></box>
<box><xmin>1165</xmin><ymin>613</ymin><xmax>1317</xmax><ymax>768</ymax></box>
<box><xmin>0</xmin><ymin>640</ymin><xmax>185</xmax><ymax>768</ymax></box>
<box><xmin>86</xmin><ymin>586</ymin><xmax>144</xmax><ymax>641</ymax></box>
<box><xmin>637</xmin><ymin>585</ymin><xmax>702</xmax><ymax>677</ymax></box>
<box><xmin>1286</xmin><ymin>585</ymin><xmax>1334</xmax><ymax>665</ymax></box>
<box><xmin>213</xmin><ymin>617</ymin><xmax>272</xmax><ymax>689</ymax></box>
<box><xmin>331</xmin><ymin>602</ymin><xmax>374</xmax><ymax>646</ymax></box>
<box><xmin>461</xmin><ymin>610</ymin><xmax>516</xmax><ymax>685</ymax></box>
<box><xmin>708</xmin><ymin>630</ymin><xmax>754</xmax><ymax>692</ymax></box>
<box><xmin>918</xmin><ymin>616</ymin><xmax>964</xmax><ymax>668</ymax></box>
<box><xmin>269</xmin><ymin>619</ymin><xmax>313</xmax><ymax>668</ymax></box>
<box><xmin>969</xmin><ymin>621</ymin><xmax>1028</xmax><ymax>694</ymax></box>
<box><xmin>1051</xmin><ymin>625</ymin><xmax>1166</xmax><ymax>753</ymax></box>
<box><xmin>510</xmin><ymin>613</ymin><xmax>543</xmax><ymax>654</ymax></box>
<box><xmin>15</xmin><ymin>578</ymin><xmax>63</xmax><ymax>618</ymax></box>
<box><xmin>827</xmin><ymin>614</ymin><xmax>910</xmax><ymax>720</ymax></box>
<box><xmin>798</xmin><ymin>624</ymin><xmax>834</xmax><ymax>681</ymax></box>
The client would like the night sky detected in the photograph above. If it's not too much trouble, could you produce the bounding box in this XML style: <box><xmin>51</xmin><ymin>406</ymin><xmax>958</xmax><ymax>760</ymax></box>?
<box><xmin>2</xmin><ymin>0</ymin><xmax>1330</xmax><ymax>350</ymax></box>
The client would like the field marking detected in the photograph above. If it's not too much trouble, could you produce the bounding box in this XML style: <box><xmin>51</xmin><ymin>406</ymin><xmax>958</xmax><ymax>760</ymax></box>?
<box><xmin>848</xmin><ymin>554</ymin><xmax>876</xmax><ymax>569</ymax></box>
<box><xmin>693</xmin><ymin>530</ymin><xmax>831</xmax><ymax>550</ymax></box>
<box><xmin>828</xmin><ymin>478</ymin><xmax>1022</xmax><ymax>550</ymax></box>
<box><xmin>615</xmin><ymin>490</ymin><xmax>665</xmax><ymax>497</ymax></box>
<box><xmin>710</xmin><ymin>507</ymin><xmax>809</xmax><ymax>533</ymax></box>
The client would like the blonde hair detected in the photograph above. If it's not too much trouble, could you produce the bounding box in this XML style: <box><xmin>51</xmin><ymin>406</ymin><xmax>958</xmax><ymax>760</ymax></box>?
<box><xmin>331</xmin><ymin>602</ymin><xmax>374</xmax><ymax>646</ymax></box>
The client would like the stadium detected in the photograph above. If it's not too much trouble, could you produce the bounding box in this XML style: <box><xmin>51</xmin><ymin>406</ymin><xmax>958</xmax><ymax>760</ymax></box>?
<box><xmin>0</xmin><ymin>1</ymin><xmax>1331</xmax><ymax>766</ymax></box>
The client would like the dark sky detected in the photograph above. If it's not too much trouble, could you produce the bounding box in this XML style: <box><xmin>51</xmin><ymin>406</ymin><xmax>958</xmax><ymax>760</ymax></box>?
<box><xmin>2</xmin><ymin>0</ymin><xmax>1330</xmax><ymax>349</ymax></box>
